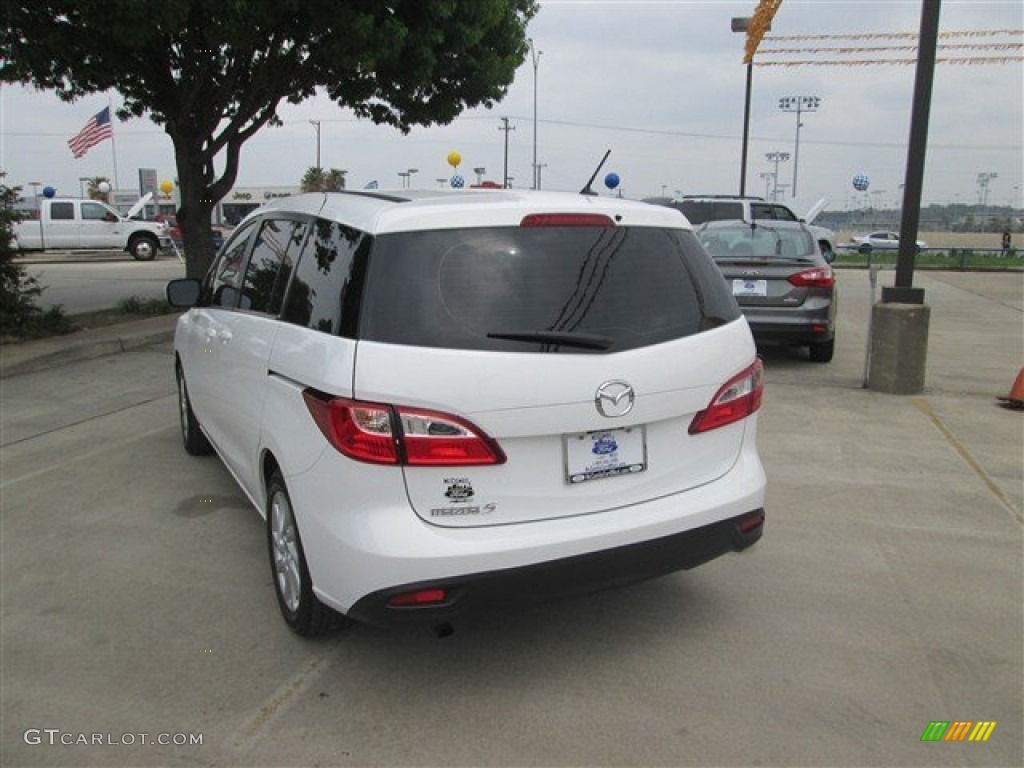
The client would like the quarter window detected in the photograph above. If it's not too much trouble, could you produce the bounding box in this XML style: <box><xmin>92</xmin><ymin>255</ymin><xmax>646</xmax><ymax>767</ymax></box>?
<box><xmin>281</xmin><ymin>218</ymin><xmax>368</xmax><ymax>336</ymax></box>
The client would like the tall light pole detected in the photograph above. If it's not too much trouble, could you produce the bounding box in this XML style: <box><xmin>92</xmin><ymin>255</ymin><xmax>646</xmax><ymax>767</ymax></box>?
<box><xmin>976</xmin><ymin>172</ymin><xmax>997</xmax><ymax>208</ymax></box>
<box><xmin>78</xmin><ymin>176</ymin><xmax>91</xmax><ymax>198</ymax></box>
<box><xmin>536</xmin><ymin>163</ymin><xmax>547</xmax><ymax>189</ymax></box>
<box><xmin>309</xmin><ymin>120</ymin><xmax>321</xmax><ymax>168</ymax></box>
<box><xmin>733</xmin><ymin>2</ymin><xmax>782</xmax><ymax>197</ymax></box>
<box><xmin>760</xmin><ymin>172</ymin><xmax>774</xmax><ymax>199</ymax></box>
<box><xmin>778</xmin><ymin>96</ymin><xmax>820</xmax><ymax>198</ymax></box>
<box><xmin>499</xmin><ymin>117</ymin><xmax>515</xmax><ymax>189</ymax></box>
<box><xmin>398</xmin><ymin>171</ymin><xmax>409</xmax><ymax>188</ymax></box>
<box><xmin>765</xmin><ymin>151</ymin><xmax>790</xmax><ymax>200</ymax></box>
<box><xmin>529</xmin><ymin>39</ymin><xmax>542</xmax><ymax>190</ymax></box>
<box><xmin>473</xmin><ymin>167</ymin><xmax>486</xmax><ymax>185</ymax></box>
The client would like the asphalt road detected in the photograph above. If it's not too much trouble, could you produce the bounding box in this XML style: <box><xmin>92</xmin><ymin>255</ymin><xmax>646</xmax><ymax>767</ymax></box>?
<box><xmin>1</xmin><ymin>270</ymin><xmax>1021</xmax><ymax>767</ymax></box>
<box><xmin>18</xmin><ymin>253</ymin><xmax>186</xmax><ymax>314</ymax></box>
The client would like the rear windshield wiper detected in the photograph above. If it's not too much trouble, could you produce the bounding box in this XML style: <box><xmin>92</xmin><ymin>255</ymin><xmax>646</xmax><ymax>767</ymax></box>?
<box><xmin>486</xmin><ymin>330</ymin><xmax>613</xmax><ymax>350</ymax></box>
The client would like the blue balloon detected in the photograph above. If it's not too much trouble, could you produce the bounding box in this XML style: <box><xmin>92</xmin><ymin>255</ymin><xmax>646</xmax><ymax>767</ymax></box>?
<box><xmin>852</xmin><ymin>173</ymin><xmax>870</xmax><ymax>192</ymax></box>
<box><xmin>604</xmin><ymin>172</ymin><xmax>620</xmax><ymax>190</ymax></box>
<box><xmin>450</xmin><ymin>174</ymin><xmax>465</xmax><ymax>188</ymax></box>
<box><xmin>42</xmin><ymin>186</ymin><xmax>56</xmax><ymax>198</ymax></box>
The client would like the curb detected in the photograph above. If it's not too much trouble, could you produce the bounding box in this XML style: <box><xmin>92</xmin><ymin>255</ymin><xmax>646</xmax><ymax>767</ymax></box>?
<box><xmin>1</xmin><ymin>315</ymin><xmax>179</xmax><ymax>379</ymax></box>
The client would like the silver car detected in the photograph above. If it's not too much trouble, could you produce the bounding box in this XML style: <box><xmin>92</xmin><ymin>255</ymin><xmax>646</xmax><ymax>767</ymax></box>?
<box><xmin>697</xmin><ymin>219</ymin><xmax>837</xmax><ymax>363</ymax></box>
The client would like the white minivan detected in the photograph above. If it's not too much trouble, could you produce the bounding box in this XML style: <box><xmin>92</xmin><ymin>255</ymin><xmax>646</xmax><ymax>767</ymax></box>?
<box><xmin>167</xmin><ymin>189</ymin><xmax>766</xmax><ymax>636</ymax></box>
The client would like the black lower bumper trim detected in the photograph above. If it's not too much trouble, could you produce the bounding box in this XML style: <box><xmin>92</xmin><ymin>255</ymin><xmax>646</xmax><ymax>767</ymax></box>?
<box><xmin>346</xmin><ymin>509</ymin><xmax>764</xmax><ymax>627</ymax></box>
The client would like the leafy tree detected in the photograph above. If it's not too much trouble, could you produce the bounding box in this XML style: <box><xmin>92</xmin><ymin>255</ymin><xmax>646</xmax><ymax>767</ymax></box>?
<box><xmin>0</xmin><ymin>174</ymin><xmax>71</xmax><ymax>339</ymax></box>
<box><xmin>301</xmin><ymin>167</ymin><xmax>348</xmax><ymax>193</ymax></box>
<box><xmin>3</xmin><ymin>1</ymin><xmax>537</xmax><ymax>278</ymax></box>
<box><xmin>87</xmin><ymin>176</ymin><xmax>111</xmax><ymax>202</ymax></box>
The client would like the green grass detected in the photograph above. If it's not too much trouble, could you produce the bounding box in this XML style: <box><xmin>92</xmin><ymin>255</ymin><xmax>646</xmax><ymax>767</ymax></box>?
<box><xmin>834</xmin><ymin>249</ymin><xmax>1023</xmax><ymax>270</ymax></box>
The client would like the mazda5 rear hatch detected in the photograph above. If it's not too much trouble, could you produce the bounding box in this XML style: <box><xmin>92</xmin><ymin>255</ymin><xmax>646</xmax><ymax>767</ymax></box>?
<box><xmin>354</xmin><ymin>219</ymin><xmax>758</xmax><ymax>528</ymax></box>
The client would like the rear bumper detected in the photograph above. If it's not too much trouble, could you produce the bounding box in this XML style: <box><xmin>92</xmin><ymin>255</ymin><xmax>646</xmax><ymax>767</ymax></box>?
<box><xmin>347</xmin><ymin>509</ymin><xmax>764</xmax><ymax>627</ymax></box>
<box><xmin>741</xmin><ymin>304</ymin><xmax>835</xmax><ymax>346</ymax></box>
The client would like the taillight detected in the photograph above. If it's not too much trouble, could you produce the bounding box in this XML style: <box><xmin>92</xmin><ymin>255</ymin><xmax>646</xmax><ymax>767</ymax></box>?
<box><xmin>520</xmin><ymin>213</ymin><xmax>615</xmax><ymax>228</ymax></box>
<box><xmin>787</xmin><ymin>266</ymin><xmax>835</xmax><ymax>288</ymax></box>
<box><xmin>302</xmin><ymin>391</ymin><xmax>505</xmax><ymax>466</ymax></box>
<box><xmin>398</xmin><ymin>408</ymin><xmax>507</xmax><ymax>466</ymax></box>
<box><xmin>688</xmin><ymin>359</ymin><xmax>764</xmax><ymax>434</ymax></box>
<box><xmin>302</xmin><ymin>392</ymin><xmax>399</xmax><ymax>464</ymax></box>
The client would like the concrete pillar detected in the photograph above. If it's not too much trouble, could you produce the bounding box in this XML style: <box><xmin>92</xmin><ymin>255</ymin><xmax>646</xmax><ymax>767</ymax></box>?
<box><xmin>868</xmin><ymin>302</ymin><xmax>931</xmax><ymax>394</ymax></box>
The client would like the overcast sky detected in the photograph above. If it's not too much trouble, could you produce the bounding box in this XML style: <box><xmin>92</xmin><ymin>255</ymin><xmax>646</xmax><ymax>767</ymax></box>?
<box><xmin>1</xmin><ymin>0</ymin><xmax>1021</xmax><ymax>215</ymax></box>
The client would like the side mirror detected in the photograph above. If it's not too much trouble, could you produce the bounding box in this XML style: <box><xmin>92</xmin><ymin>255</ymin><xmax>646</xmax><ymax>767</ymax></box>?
<box><xmin>167</xmin><ymin>278</ymin><xmax>202</xmax><ymax>308</ymax></box>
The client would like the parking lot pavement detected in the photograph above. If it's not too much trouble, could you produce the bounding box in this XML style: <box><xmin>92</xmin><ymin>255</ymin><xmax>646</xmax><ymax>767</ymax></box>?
<box><xmin>1</xmin><ymin>270</ymin><xmax>1021</xmax><ymax>767</ymax></box>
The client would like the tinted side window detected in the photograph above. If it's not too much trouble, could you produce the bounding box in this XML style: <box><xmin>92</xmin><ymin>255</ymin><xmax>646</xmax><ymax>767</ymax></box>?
<box><xmin>240</xmin><ymin>218</ymin><xmax>307</xmax><ymax>315</ymax></box>
<box><xmin>361</xmin><ymin>226</ymin><xmax>740</xmax><ymax>354</ymax></box>
<box><xmin>204</xmin><ymin>221</ymin><xmax>257</xmax><ymax>308</ymax></box>
<box><xmin>281</xmin><ymin>218</ymin><xmax>368</xmax><ymax>336</ymax></box>
<box><xmin>81</xmin><ymin>203</ymin><xmax>110</xmax><ymax>221</ymax></box>
<box><xmin>50</xmin><ymin>202</ymin><xmax>74</xmax><ymax>221</ymax></box>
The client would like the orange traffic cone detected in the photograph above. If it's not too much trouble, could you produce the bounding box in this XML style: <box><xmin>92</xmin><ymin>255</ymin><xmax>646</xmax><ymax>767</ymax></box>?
<box><xmin>997</xmin><ymin>367</ymin><xmax>1024</xmax><ymax>409</ymax></box>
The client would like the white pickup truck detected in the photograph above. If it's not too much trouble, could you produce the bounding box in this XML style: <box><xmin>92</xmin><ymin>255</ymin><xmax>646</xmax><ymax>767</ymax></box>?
<box><xmin>14</xmin><ymin>195</ymin><xmax>172</xmax><ymax>261</ymax></box>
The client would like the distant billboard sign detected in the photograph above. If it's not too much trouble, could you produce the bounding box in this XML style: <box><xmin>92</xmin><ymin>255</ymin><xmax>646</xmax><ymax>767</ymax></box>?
<box><xmin>139</xmin><ymin>168</ymin><xmax>158</xmax><ymax>198</ymax></box>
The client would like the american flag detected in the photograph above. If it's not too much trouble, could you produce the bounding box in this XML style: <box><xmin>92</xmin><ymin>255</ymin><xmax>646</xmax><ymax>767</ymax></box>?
<box><xmin>68</xmin><ymin>107</ymin><xmax>113</xmax><ymax>158</ymax></box>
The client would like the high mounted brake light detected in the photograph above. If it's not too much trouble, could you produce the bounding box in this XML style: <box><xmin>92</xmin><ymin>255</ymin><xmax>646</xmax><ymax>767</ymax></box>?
<box><xmin>520</xmin><ymin>213</ymin><xmax>615</xmax><ymax>228</ymax></box>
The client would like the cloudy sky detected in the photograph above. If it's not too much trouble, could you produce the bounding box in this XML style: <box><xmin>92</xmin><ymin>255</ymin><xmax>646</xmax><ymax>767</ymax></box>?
<box><xmin>1</xmin><ymin>0</ymin><xmax>1021</xmax><ymax>215</ymax></box>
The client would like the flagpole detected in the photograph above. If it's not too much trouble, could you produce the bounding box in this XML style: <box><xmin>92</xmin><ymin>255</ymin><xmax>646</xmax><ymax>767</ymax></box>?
<box><xmin>108</xmin><ymin>94</ymin><xmax>121</xmax><ymax>194</ymax></box>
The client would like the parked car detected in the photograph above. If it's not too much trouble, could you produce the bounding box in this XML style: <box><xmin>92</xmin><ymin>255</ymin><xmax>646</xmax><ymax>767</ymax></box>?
<box><xmin>161</xmin><ymin>216</ymin><xmax>225</xmax><ymax>251</ymax></box>
<box><xmin>13</xmin><ymin>195</ymin><xmax>171</xmax><ymax>260</ymax></box>
<box><xmin>851</xmin><ymin>231</ymin><xmax>926</xmax><ymax>254</ymax></box>
<box><xmin>696</xmin><ymin>219</ymin><xmax>837</xmax><ymax>363</ymax></box>
<box><xmin>167</xmin><ymin>189</ymin><xmax>767</xmax><ymax>636</ymax></box>
<box><xmin>645</xmin><ymin>194</ymin><xmax>838</xmax><ymax>261</ymax></box>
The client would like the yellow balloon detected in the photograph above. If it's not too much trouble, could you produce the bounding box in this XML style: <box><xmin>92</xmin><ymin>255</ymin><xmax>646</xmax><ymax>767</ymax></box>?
<box><xmin>159</xmin><ymin>180</ymin><xmax>174</xmax><ymax>195</ymax></box>
<box><xmin>447</xmin><ymin>151</ymin><xmax>461</xmax><ymax>168</ymax></box>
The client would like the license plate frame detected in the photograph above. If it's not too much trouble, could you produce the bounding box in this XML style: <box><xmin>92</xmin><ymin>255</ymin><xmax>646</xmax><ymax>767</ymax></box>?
<box><xmin>564</xmin><ymin>426</ymin><xmax>647</xmax><ymax>484</ymax></box>
<box><xmin>733</xmin><ymin>278</ymin><xmax>768</xmax><ymax>297</ymax></box>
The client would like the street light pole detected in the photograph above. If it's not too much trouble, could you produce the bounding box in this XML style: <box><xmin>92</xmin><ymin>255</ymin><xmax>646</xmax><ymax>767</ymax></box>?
<box><xmin>732</xmin><ymin>17</ymin><xmax>753</xmax><ymax>197</ymax></box>
<box><xmin>309</xmin><ymin>120</ymin><xmax>321</xmax><ymax>168</ymax></box>
<box><xmin>529</xmin><ymin>39</ymin><xmax>542</xmax><ymax>190</ymax></box>
<box><xmin>765</xmin><ymin>151</ymin><xmax>790</xmax><ymax>201</ymax></box>
<box><xmin>473</xmin><ymin>167</ymin><xmax>486</xmax><ymax>186</ymax></box>
<box><xmin>778</xmin><ymin>96</ymin><xmax>820</xmax><ymax>198</ymax></box>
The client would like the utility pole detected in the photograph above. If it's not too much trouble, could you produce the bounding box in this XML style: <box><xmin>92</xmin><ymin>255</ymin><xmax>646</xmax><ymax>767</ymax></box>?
<box><xmin>499</xmin><ymin>117</ymin><xmax>515</xmax><ymax>189</ymax></box>
<box><xmin>309</xmin><ymin>120</ymin><xmax>321</xmax><ymax>168</ymax></box>
<box><xmin>529</xmin><ymin>40</ymin><xmax>542</xmax><ymax>189</ymax></box>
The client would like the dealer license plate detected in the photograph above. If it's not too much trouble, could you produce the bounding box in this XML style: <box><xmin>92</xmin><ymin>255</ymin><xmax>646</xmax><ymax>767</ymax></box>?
<box><xmin>564</xmin><ymin>427</ymin><xmax>646</xmax><ymax>484</ymax></box>
<box><xmin>733</xmin><ymin>279</ymin><xmax>768</xmax><ymax>297</ymax></box>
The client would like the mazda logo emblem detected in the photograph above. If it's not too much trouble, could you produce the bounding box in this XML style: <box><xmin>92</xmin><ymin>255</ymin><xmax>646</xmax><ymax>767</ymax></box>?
<box><xmin>595</xmin><ymin>380</ymin><xmax>635</xmax><ymax>418</ymax></box>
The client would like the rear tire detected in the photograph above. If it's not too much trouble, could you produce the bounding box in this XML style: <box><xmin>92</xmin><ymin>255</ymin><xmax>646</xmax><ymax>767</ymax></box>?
<box><xmin>266</xmin><ymin>470</ymin><xmax>348</xmax><ymax>637</ymax></box>
<box><xmin>177</xmin><ymin>366</ymin><xmax>213</xmax><ymax>455</ymax></box>
<box><xmin>858</xmin><ymin>243</ymin><xmax>872</xmax><ymax>255</ymax></box>
<box><xmin>809</xmin><ymin>338</ymin><xmax>835</xmax><ymax>363</ymax></box>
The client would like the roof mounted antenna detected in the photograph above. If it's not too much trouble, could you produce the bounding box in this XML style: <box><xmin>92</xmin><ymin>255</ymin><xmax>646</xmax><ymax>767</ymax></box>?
<box><xmin>579</xmin><ymin>149</ymin><xmax>611</xmax><ymax>196</ymax></box>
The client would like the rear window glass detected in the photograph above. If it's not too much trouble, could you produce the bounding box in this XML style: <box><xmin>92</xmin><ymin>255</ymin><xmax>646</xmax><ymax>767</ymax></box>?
<box><xmin>698</xmin><ymin>225</ymin><xmax>816</xmax><ymax>260</ymax></box>
<box><xmin>676</xmin><ymin>201</ymin><xmax>744</xmax><ymax>225</ymax></box>
<box><xmin>359</xmin><ymin>226</ymin><xmax>739</xmax><ymax>354</ymax></box>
